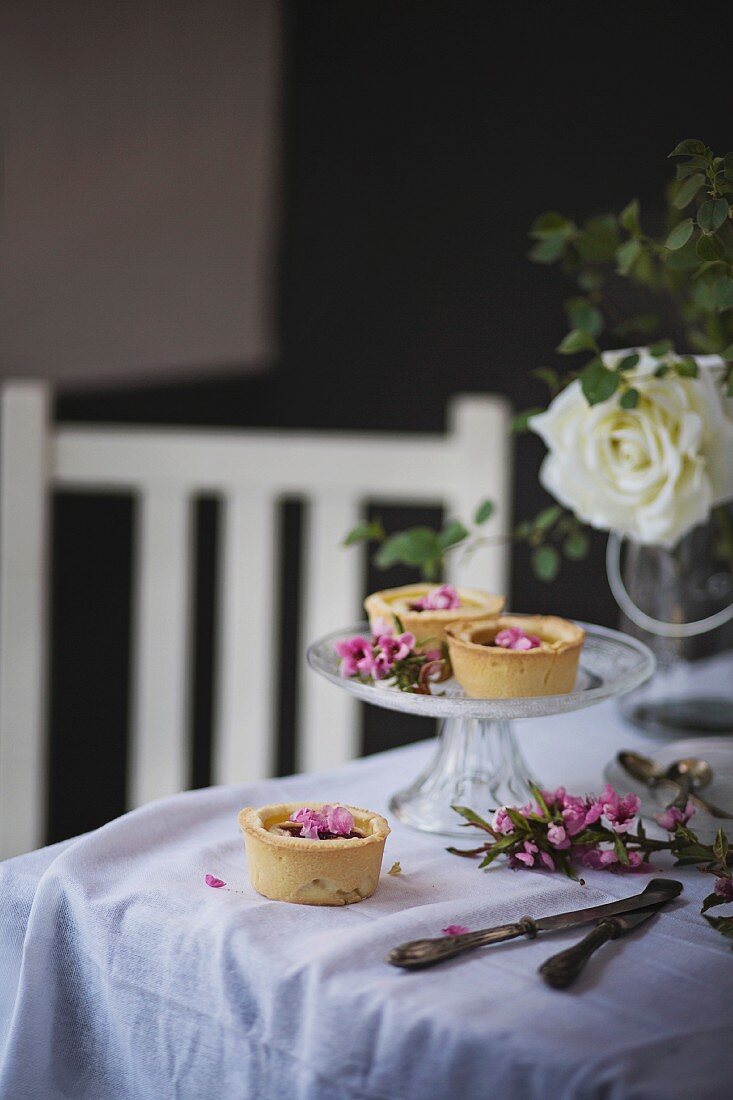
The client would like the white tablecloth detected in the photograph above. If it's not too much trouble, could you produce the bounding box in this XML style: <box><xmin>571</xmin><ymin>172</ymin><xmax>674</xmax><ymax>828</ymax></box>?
<box><xmin>1</xmin><ymin>698</ymin><xmax>732</xmax><ymax>1100</ymax></box>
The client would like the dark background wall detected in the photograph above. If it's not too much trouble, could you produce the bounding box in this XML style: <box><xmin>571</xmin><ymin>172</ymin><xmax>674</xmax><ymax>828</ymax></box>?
<box><xmin>48</xmin><ymin>1</ymin><xmax>731</xmax><ymax>841</ymax></box>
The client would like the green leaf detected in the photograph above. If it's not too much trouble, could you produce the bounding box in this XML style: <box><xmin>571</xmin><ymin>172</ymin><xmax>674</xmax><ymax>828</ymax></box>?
<box><xmin>654</xmin><ymin>363</ymin><xmax>670</xmax><ymax>377</ymax></box>
<box><xmin>665</xmin><ymin>218</ymin><xmax>694</xmax><ymax>250</ymax></box>
<box><xmin>529</xmin><ymin>211</ymin><xmax>573</xmax><ymax>238</ymax></box>
<box><xmin>673</xmin><ymin>173</ymin><xmax>705</xmax><ymax>209</ymax></box>
<box><xmin>528</xmin><ymin>236</ymin><xmax>567</xmax><ymax>264</ymax></box>
<box><xmin>532</xmin><ymin>544</ymin><xmax>560</xmax><ymax>582</ymax></box>
<box><xmin>342</xmin><ymin>518</ymin><xmax>385</xmax><ymax>546</ymax></box>
<box><xmin>612</xmin><ymin>314</ymin><xmax>660</xmax><ymax>339</ymax></box>
<box><xmin>715</xmin><ymin>276</ymin><xmax>733</xmax><ymax>311</ymax></box>
<box><xmin>533</xmin><ymin>505</ymin><xmax>562</xmax><ymax>532</ymax></box>
<box><xmin>451</xmin><ymin>805</ymin><xmax>494</xmax><ymax>832</ymax></box>
<box><xmin>374</xmin><ymin>528</ymin><xmax>441</xmax><ymax>569</ymax></box>
<box><xmin>532</xmin><ymin>367</ymin><xmax>561</xmax><ymax>394</ymax></box>
<box><xmin>511</xmin><ymin>407</ymin><xmax>544</xmax><ymax>433</ymax></box>
<box><xmin>527</xmin><ymin>782</ymin><xmax>551</xmax><ymax>818</ymax></box>
<box><xmin>725</xmin><ymin>152</ymin><xmax>733</xmax><ymax>181</ymax></box>
<box><xmin>697</xmin><ymin>198</ymin><xmax>729</xmax><ymax>235</ymax></box>
<box><xmin>616</xmin><ymin>353</ymin><xmax>640</xmax><ymax>373</ymax></box>
<box><xmin>565</xmin><ymin>298</ymin><xmax>604</xmax><ymax>337</ymax></box>
<box><xmin>580</xmin><ymin>358</ymin><xmax>620</xmax><ymax>405</ymax></box>
<box><xmin>649</xmin><ymin>339</ymin><xmax>673</xmax><ymax>357</ymax></box>
<box><xmin>620</xmin><ymin>388</ymin><xmax>639</xmax><ymax>409</ymax></box>
<box><xmin>668</xmin><ymin>139</ymin><xmax>709</xmax><ymax>159</ymax></box>
<box><xmin>557</xmin><ymin>329</ymin><xmax>596</xmax><ymax>355</ymax></box>
<box><xmin>701</xmin><ymin>891</ymin><xmax>729</xmax><ymax>914</ymax></box>
<box><xmin>563</xmin><ymin>530</ymin><xmax>590</xmax><ymax>560</ymax></box>
<box><xmin>703</xmin><ymin>914</ymin><xmax>733</xmax><ymax>943</ymax></box>
<box><xmin>713</xmin><ymin>828</ymin><xmax>730</xmax><ymax>864</ymax></box>
<box><xmin>674</xmin><ymin>357</ymin><xmax>699</xmax><ymax>378</ymax></box>
<box><xmin>613</xmin><ymin>833</ymin><xmax>631</xmax><ymax>866</ymax></box>
<box><xmin>722</xmin><ymin>343</ymin><xmax>733</xmax><ymax>360</ymax></box>
<box><xmin>576</xmin><ymin>215</ymin><xmax>619</xmax><ymax>263</ymax></box>
<box><xmin>696</xmin><ymin>233</ymin><xmax>727</xmax><ymax>261</ymax></box>
<box><xmin>676</xmin><ymin>159</ymin><xmax>710</xmax><ymax>179</ymax></box>
<box><xmin>616</xmin><ymin>237</ymin><xmax>641</xmax><ymax>275</ymax></box>
<box><xmin>619</xmin><ymin>198</ymin><xmax>640</xmax><ymax>234</ymax></box>
<box><xmin>438</xmin><ymin>520</ymin><xmax>469</xmax><ymax>550</ymax></box>
<box><xmin>474</xmin><ymin>500</ymin><xmax>494</xmax><ymax>525</ymax></box>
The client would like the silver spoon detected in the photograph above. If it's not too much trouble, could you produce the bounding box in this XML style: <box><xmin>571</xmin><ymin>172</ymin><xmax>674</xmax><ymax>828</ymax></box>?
<box><xmin>617</xmin><ymin>751</ymin><xmax>733</xmax><ymax>820</ymax></box>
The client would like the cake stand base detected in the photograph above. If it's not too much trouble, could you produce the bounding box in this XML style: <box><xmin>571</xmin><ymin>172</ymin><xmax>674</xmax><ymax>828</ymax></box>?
<box><xmin>388</xmin><ymin>717</ymin><xmax>539</xmax><ymax>837</ymax></box>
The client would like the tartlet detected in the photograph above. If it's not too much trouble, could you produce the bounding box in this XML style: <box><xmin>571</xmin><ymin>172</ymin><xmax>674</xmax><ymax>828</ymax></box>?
<box><xmin>364</xmin><ymin>584</ymin><xmax>505</xmax><ymax>649</ymax></box>
<box><xmin>238</xmin><ymin>802</ymin><xmax>390</xmax><ymax>905</ymax></box>
<box><xmin>446</xmin><ymin>615</ymin><xmax>585</xmax><ymax>698</ymax></box>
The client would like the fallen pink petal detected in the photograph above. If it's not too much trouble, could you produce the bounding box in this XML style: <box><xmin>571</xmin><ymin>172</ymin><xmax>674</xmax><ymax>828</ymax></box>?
<box><xmin>441</xmin><ymin>924</ymin><xmax>470</xmax><ymax>936</ymax></box>
<box><xmin>205</xmin><ymin>874</ymin><xmax>226</xmax><ymax>888</ymax></box>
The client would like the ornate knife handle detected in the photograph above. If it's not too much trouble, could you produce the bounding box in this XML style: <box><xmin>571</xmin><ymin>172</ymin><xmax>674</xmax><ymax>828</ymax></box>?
<box><xmin>539</xmin><ymin>919</ymin><xmax>620</xmax><ymax>989</ymax></box>
<box><xmin>387</xmin><ymin>917</ymin><xmax>537</xmax><ymax>970</ymax></box>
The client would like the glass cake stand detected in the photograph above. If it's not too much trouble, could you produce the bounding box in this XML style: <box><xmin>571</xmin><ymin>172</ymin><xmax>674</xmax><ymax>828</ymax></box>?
<box><xmin>307</xmin><ymin>619</ymin><xmax>655</xmax><ymax>837</ymax></box>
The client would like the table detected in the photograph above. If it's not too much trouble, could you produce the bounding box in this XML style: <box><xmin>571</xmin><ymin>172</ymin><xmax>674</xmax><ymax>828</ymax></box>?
<box><xmin>1</xmin><ymin>697</ymin><xmax>732</xmax><ymax>1100</ymax></box>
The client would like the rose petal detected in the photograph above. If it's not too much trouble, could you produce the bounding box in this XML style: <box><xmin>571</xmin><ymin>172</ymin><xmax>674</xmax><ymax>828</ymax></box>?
<box><xmin>205</xmin><ymin>874</ymin><xmax>226</xmax><ymax>888</ymax></box>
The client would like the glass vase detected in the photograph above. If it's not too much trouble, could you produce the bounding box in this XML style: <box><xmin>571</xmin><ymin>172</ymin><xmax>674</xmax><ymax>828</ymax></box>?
<box><xmin>608</xmin><ymin>518</ymin><xmax>733</xmax><ymax>736</ymax></box>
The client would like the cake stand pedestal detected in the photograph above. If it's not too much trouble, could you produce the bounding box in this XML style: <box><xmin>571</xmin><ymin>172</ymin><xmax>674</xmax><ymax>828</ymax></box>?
<box><xmin>307</xmin><ymin>620</ymin><xmax>655</xmax><ymax>838</ymax></box>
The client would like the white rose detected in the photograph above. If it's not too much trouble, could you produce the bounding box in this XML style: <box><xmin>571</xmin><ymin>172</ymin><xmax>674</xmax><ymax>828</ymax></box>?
<box><xmin>529</xmin><ymin>349</ymin><xmax>733</xmax><ymax>548</ymax></box>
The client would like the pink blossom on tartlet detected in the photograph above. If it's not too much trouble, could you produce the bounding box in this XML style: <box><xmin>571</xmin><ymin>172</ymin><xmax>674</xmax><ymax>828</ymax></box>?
<box><xmin>322</xmin><ymin>804</ymin><xmax>355</xmax><ymax>836</ymax></box>
<box><xmin>411</xmin><ymin>585</ymin><xmax>461</xmax><ymax>611</ymax></box>
<box><xmin>205</xmin><ymin>874</ymin><xmax>226</xmax><ymax>888</ymax></box>
<box><xmin>495</xmin><ymin>627</ymin><xmax>541</xmax><ymax>651</ymax></box>
<box><xmin>288</xmin><ymin>804</ymin><xmax>355</xmax><ymax>839</ymax></box>
<box><xmin>655</xmin><ymin>801</ymin><xmax>696</xmax><ymax>831</ymax></box>
<box><xmin>714</xmin><ymin>876</ymin><xmax>733</xmax><ymax>901</ymax></box>
<box><xmin>442</xmin><ymin>924</ymin><xmax>471</xmax><ymax>936</ymax></box>
<box><xmin>377</xmin><ymin>631</ymin><xmax>416</xmax><ymax>663</ymax></box>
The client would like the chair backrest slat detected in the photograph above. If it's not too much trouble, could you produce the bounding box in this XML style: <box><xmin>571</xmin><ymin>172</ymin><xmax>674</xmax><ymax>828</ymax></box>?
<box><xmin>298</xmin><ymin>494</ymin><xmax>361</xmax><ymax>774</ymax></box>
<box><xmin>0</xmin><ymin>384</ymin><xmax>511</xmax><ymax>856</ymax></box>
<box><xmin>213</xmin><ymin>491</ymin><xmax>277</xmax><ymax>785</ymax></box>
<box><xmin>129</xmin><ymin>486</ymin><xmax>193</xmax><ymax>807</ymax></box>
<box><xmin>0</xmin><ymin>383</ymin><xmax>50</xmax><ymax>857</ymax></box>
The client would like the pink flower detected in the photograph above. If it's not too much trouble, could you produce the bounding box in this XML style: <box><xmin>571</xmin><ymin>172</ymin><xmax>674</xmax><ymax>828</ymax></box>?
<box><xmin>371</xmin><ymin>616</ymin><xmax>394</xmax><ymax>637</ymax></box>
<box><xmin>492</xmin><ymin>807</ymin><xmax>514</xmax><ymax>835</ymax></box>
<box><xmin>495</xmin><ymin>627</ymin><xmax>541</xmax><ymax>651</ymax></box>
<box><xmin>205</xmin><ymin>874</ymin><xmax>226</xmax><ymax>888</ymax></box>
<box><xmin>714</xmin><ymin>877</ymin><xmax>733</xmax><ymax>901</ymax></box>
<box><xmin>655</xmin><ymin>802</ymin><xmax>695</xmax><ymax>831</ymax></box>
<box><xmin>378</xmin><ymin>632</ymin><xmax>416</xmax><ymax>663</ymax></box>
<box><xmin>290</xmin><ymin>807</ymin><xmax>323</xmax><ymax>839</ymax></box>
<box><xmin>334</xmin><ymin>635</ymin><xmax>375</xmax><ymax>678</ymax></box>
<box><xmin>512</xmin><ymin>840</ymin><xmax>539</xmax><ymax>867</ymax></box>
<box><xmin>547</xmin><ymin>823</ymin><xmax>570</xmax><ymax>850</ymax></box>
<box><xmin>562</xmin><ymin>796</ymin><xmax>592</xmax><ymax>836</ymax></box>
<box><xmin>321</xmin><ymin>804</ymin><xmax>355</xmax><ymax>836</ymax></box>
<box><xmin>442</xmin><ymin>924</ymin><xmax>470</xmax><ymax>936</ymax></box>
<box><xmin>539</xmin><ymin>850</ymin><xmax>555</xmax><ymax>870</ymax></box>
<box><xmin>586</xmin><ymin>785</ymin><xmax>640</xmax><ymax>833</ymax></box>
<box><xmin>412</xmin><ymin>585</ymin><xmax>461</xmax><ymax>611</ymax></box>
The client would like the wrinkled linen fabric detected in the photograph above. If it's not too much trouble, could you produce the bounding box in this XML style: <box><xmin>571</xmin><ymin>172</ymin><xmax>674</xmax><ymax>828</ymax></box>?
<box><xmin>1</xmin><ymin>691</ymin><xmax>733</xmax><ymax>1099</ymax></box>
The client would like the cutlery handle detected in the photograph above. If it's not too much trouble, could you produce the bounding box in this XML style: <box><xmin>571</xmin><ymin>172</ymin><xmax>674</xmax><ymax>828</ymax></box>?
<box><xmin>387</xmin><ymin>917</ymin><xmax>537</xmax><ymax>970</ymax></box>
<box><xmin>539</xmin><ymin>919</ymin><xmax>619</xmax><ymax>989</ymax></box>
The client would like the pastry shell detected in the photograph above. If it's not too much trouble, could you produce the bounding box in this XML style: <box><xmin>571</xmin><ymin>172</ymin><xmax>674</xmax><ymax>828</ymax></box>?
<box><xmin>446</xmin><ymin>615</ymin><xmax>585</xmax><ymax>699</ymax></box>
<box><xmin>364</xmin><ymin>584</ymin><xmax>505</xmax><ymax>648</ymax></box>
<box><xmin>238</xmin><ymin>802</ymin><xmax>390</xmax><ymax>905</ymax></box>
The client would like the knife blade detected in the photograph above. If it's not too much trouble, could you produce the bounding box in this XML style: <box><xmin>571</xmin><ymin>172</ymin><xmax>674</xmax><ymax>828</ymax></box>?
<box><xmin>387</xmin><ymin>878</ymin><xmax>681</xmax><ymax>970</ymax></box>
<box><xmin>539</xmin><ymin>906</ymin><xmax>658</xmax><ymax>989</ymax></box>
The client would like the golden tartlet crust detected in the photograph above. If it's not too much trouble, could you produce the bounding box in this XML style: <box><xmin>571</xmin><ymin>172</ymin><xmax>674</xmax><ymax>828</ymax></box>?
<box><xmin>364</xmin><ymin>584</ymin><xmax>505</xmax><ymax>648</ymax></box>
<box><xmin>446</xmin><ymin>614</ymin><xmax>585</xmax><ymax>699</ymax></box>
<box><xmin>238</xmin><ymin>802</ymin><xmax>390</xmax><ymax>905</ymax></box>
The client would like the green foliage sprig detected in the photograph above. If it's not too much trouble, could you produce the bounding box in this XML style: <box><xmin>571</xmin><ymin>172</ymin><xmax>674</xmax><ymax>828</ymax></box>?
<box><xmin>344</xmin><ymin>140</ymin><xmax>733</xmax><ymax>583</ymax></box>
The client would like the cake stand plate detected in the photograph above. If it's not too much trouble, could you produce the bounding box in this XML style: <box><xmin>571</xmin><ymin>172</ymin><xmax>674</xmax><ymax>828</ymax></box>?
<box><xmin>307</xmin><ymin>619</ymin><xmax>655</xmax><ymax>837</ymax></box>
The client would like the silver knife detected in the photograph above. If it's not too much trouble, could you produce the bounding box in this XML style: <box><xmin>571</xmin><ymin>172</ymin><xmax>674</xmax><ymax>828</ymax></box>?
<box><xmin>387</xmin><ymin>878</ymin><xmax>681</xmax><ymax>970</ymax></box>
<box><xmin>539</xmin><ymin>906</ymin><xmax>657</xmax><ymax>989</ymax></box>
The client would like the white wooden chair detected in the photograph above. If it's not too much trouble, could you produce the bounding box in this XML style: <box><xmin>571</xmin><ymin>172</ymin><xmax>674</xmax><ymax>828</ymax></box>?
<box><xmin>0</xmin><ymin>381</ymin><xmax>511</xmax><ymax>858</ymax></box>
